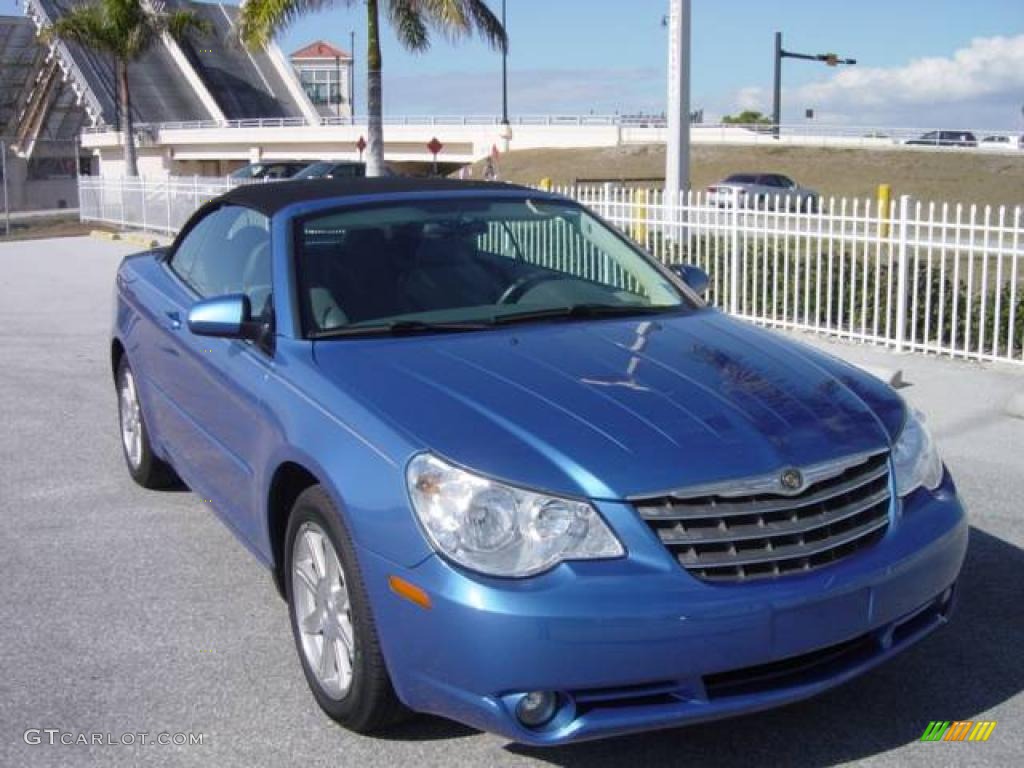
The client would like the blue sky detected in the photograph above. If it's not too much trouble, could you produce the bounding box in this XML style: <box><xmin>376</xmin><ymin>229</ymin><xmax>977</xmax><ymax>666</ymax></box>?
<box><xmin>255</xmin><ymin>0</ymin><xmax>1023</xmax><ymax>127</ymax></box>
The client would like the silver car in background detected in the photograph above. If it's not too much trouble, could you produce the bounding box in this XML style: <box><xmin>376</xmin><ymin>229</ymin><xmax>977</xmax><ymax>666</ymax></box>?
<box><xmin>707</xmin><ymin>173</ymin><xmax>820</xmax><ymax>212</ymax></box>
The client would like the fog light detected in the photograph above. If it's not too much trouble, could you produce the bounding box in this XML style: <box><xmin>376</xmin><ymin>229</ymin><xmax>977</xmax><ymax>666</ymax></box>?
<box><xmin>515</xmin><ymin>691</ymin><xmax>558</xmax><ymax>728</ymax></box>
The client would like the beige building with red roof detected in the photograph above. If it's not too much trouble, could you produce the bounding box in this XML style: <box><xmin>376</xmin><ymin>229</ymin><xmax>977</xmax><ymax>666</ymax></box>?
<box><xmin>290</xmin><ymin>40</ymin><xmax>354</xmax><ymax>119</ymax></box>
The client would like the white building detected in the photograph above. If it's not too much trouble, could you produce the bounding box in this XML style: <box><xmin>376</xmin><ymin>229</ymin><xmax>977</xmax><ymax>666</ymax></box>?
<box><xmin>290</xmin><ymin>41</ymin><xmax>353</xmax><ymax>120</ymax></box>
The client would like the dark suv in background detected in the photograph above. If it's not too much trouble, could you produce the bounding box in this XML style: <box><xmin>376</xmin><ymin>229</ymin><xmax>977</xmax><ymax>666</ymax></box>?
<box><xmin>229</xmin><ymin>161</ymin><xmax>312</xmax><ymax>180</ymax></box>
<box><xmin>905</xmin><ymin>130</ymin><xmax>978</xmax><ymax>148</ymax></box>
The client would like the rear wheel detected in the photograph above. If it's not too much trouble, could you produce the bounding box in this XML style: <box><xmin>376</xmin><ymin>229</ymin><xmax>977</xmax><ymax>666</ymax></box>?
<box><xmin>116</xmin><ymin>357</ymin><xmax>178</xmax><ymax>489</ymax></box>
<box><xmin>285</xmin><ymin>485</ymin><xmax>407</xmax><ymax>733</ymax></box>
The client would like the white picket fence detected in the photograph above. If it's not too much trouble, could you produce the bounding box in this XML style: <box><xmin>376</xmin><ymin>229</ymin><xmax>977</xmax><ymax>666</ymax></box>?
<box><xmin>78</xmin><ymin>176</ymin><xmax>1024</xmax><ymax>365</ymax></box>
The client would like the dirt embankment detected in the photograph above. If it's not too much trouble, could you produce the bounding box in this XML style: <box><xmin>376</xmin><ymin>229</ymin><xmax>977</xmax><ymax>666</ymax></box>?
<box><xmin>471</xmin><ymin>144</ymin><xmax>1024</xmax><ymax>208</ymax></box>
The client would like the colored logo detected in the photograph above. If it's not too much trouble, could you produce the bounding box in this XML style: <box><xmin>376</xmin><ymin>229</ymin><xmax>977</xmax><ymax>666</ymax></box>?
<box><xmin>920</xmin><ymin>721</ymin><xmax>997</xmax><ymax>742</ymax></box>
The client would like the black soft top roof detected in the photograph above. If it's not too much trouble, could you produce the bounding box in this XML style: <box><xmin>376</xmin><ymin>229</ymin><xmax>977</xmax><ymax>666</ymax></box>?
<box><xmin>218</xmin><ymin>177</ymin><xmax>534</xmax><ymax>216</ymax></box>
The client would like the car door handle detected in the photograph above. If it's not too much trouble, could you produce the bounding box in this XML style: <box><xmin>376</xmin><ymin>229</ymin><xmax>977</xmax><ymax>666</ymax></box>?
<box><xmin>165</xmin><ymin>310</ymin><xmax>182</xmax><ymax>330</ymax></box>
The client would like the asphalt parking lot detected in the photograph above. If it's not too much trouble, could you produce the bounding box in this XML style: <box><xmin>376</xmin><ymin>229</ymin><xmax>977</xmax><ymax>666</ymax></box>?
<box><xmin>2</xmin><ymin>236</ymin><xmax>1022</xmax><ymax>768</ymax></box>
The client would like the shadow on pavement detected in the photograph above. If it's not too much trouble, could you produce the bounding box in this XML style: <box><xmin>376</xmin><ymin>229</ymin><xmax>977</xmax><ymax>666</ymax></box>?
<box><xmin>376</xmin><ymin>715</ymin><xmax>479</xmax><ymax>742</ymax></box>
<box><xmin>503</xmin><ymin>526</ymin><xmax>1021</xmax><ymax>767</ymax></box>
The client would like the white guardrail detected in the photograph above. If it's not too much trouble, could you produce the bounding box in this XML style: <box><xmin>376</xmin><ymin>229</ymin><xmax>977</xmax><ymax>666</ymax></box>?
<box><xmin>78</xmin><ymin>176</ymin><xmax>1024</xmax><ymax>366</ymax></box>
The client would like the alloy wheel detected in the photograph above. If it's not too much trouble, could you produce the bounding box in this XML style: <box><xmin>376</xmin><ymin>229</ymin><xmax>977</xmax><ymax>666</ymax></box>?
<box><xmin>291</xmin><ymin>522</ymin><xmax>356</xmax><ymax>700</ymax></box>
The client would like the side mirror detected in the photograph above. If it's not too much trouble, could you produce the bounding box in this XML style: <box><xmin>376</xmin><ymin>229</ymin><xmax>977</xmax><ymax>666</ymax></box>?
<box><xmin>671</xmin><ymin>264</ymin><xmax>709</xmax><ymax>297</ymax></box>
<box><xmin>187</xmin><ymin>294</ymin><xmax>259</xmax><ymax>339</ymax></box>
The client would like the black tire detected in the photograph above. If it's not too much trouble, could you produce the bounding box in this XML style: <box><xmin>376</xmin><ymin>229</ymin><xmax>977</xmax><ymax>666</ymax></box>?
<box><xmin>116</xmin><ymin>357</ymin><xmax>179</xmax><ymax>489</ymax></box>
<box><xmin>284</xmin><ymin>485</ymin><xmax>408</xmax><ymax>733</ymax></box>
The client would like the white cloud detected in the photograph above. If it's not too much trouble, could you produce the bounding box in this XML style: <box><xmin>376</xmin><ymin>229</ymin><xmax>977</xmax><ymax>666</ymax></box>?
<box><xmin>734</xmin><ymin>86</ymin><xmax>764</xmax><ymax>112</ymax></box>
<box><xmin>726</xmin><ymin>35</ymin><xmax>1024</xmax><ymax>128</ymax></box>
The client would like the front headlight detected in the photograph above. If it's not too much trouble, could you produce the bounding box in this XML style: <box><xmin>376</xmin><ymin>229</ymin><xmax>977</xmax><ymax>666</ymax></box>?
<box><xmin>891</xmin><ymin>409</ymin><xmax>944</xmax><ymax>497</ymax></box>
<box><xmin>406</xmin><ymin>453</ymin><xmax>624</xmax><ymax>577</ymax></box>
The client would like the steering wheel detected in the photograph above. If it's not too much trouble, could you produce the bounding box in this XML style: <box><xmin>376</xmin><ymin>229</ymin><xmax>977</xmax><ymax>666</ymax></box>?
<box><xmin>498</xmin><ymin>273</ymin><xmax>577</xmax><ymax>304</ymax></box>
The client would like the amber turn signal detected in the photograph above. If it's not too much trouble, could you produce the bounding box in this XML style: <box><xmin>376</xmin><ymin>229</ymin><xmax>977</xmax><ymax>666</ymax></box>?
<box><xmin>388</xmin><ymin>575</ymin><xmax>432</xmax><ymax>609</ymax></box>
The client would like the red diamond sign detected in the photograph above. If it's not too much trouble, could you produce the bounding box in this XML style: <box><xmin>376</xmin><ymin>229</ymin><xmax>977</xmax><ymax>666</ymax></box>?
<box><xmin>355</xmin><ymin>136</ymin><xmax>367</xmax><ymax>153</ymax></box>
<box><xmin>427</xmin><ymin>137</ymin><xmax>443</xmax><ymax>156</ymax></box>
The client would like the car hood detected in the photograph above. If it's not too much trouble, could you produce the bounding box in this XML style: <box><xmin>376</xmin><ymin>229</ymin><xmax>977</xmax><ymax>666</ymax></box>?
<box><xmin>312</xmin><ymin>310</ymin><xmax>904</xmax><ymax>500</ymax></box>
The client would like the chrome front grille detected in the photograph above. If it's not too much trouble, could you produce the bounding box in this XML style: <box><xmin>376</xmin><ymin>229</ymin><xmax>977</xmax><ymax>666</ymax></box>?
<box><xmin>633</xmin><ymin>452</ymin><xmax>891</xmax><ymax>582</ymax></box>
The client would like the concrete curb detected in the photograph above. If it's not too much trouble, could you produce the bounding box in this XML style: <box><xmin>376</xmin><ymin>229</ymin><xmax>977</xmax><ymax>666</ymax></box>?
<box><xmin>121</xmin><ymin>232</ymin><xmax>162</xmax><ymax>248</ymax></box>
<box><xmin>89</xmin><ymin>230</ymin><xmax>166</xmax><ymax>248</ymax></box>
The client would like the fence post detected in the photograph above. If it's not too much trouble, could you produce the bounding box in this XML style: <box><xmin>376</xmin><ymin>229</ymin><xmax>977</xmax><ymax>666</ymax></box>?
<box><xmin>894</xmin><ymin>194</ymin><xmax>911</xmax><ymax>352</ymax></box>
<box><xmin>141</xmin><ymin>175</ymin><xmax>147</xmax><ymax>232</ymax></box>
<box><xmin>119</xmin><ymin>175</ymin><xmax>125</xmax><ymax>228</ymax></box>
<box><xmin>165</xmin><ymin>177</ymin><xmax>172</xmax><ymax>233</ymax></box>
<box><xmin>729</xmin><ymin>188</ymin><xmax>741</xmax><ymax>314</ymax></box>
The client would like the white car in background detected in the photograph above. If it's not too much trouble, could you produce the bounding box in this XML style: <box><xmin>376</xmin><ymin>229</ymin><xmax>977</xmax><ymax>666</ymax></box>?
<box><xmin>977</xmin><ymin>135</ymin><xmax>1022</xmax><ymax>151</ymax></box>
<box><xmin>706</xmin><ymin>173</ymin><xmax>821</xmax><ymax>212</ymax></box>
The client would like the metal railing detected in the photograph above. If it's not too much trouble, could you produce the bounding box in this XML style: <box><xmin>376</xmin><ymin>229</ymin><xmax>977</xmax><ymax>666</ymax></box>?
<box><xmin>80</xmin><ymin>114</ymin><xmax>666</xmax><ymax>132</ymax></box>
<box><xmin>565</xmin><ymin>185</ymin><xmax>1023</xmax><ymax>365</ymax></box>
<box><xmin>78</xmin><ymin>176</ymin><xmax>1024</xmax><ymax>365</ymax></box>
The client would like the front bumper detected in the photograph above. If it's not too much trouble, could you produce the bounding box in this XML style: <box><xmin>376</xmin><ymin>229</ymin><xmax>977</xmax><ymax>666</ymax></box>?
<box><xmin>360</xmin><ymin>474</ymin><xmax>968</xmax><ymax>745</ymax></box>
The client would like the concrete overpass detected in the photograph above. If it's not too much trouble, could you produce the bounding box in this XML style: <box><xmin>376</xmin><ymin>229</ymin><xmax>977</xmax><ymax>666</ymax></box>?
<box><xmin>79</xmin><ymin>115</ymin><xmax>1024</xmax><ymax>177</ymax></box>
<box><xmin>79</xmin><ymin>115</ymin><xmax>669</xmax><ymax>176</ymax></box>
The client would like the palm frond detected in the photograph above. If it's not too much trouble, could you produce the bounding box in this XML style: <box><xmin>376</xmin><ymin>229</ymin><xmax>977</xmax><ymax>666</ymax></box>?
<box><xmin>413</xmin><ymin>0</ymin><xmax>506</xmax><ymax>52</ymax></box>
<box><xmin>163</xmin><ymin>10</ymin><xmax>213</xmax><ymax>41</ymax></box>
<box><xmin>238</xmin><ymin>0</ymin><xmax>345</xmax><ymax>49</ymax></box>
<box><xmin>387</xmin><ymin>0</ymin><xmax>430</xmax><ymax>51</ymax></box>
<box><xmin>40</xmin><ymin>5</ymin><xmax>119</xmax><ymax>55</ymax></box>
<box><xmin>462</xmin><ymin>0</ymin><xmax>507</xmax><ymax>52</ymax></box>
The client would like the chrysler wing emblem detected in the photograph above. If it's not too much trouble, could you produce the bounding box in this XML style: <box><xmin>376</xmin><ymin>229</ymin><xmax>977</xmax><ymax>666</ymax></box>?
<box><xmin>780</xmin><ymin>468</ymin><xmax>803</xmax><ymax>492</ymax></box>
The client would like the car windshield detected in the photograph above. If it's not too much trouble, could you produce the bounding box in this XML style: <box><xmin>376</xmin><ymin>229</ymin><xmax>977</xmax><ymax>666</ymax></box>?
<box><xmin>296</xmin><ymin>197</ymin><xmax>692</xmax><ymax>338</ymax></box>
<box><xmin>293</xmin><ymin>162</ymin><xmax>332</xmax><ymax>178</ymax></box>
<box><xmin>230</xmin><ymin>164</ymin><xmax>260</xmax><ymax>179</ymax></box>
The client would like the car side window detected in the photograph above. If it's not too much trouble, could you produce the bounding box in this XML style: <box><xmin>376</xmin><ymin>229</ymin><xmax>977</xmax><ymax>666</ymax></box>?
<box><xmin>169</xmin><ymin>209</ymin><xmax>220</xmax><ymax>282</ymax></box>
<box><xmin>170</xmin><ymin>206</ymin><xmax>273</xmax><ymax>318</ymax></box>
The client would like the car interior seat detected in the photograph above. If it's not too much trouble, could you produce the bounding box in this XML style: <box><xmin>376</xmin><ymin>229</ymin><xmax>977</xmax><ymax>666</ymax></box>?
<box><xmin>400</xmin><ymin>223</ymin><xmax>505</xmax><ymax>312</ymax></box>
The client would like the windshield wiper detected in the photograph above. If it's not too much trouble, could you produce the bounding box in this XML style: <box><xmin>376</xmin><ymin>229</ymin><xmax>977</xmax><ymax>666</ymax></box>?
<box><xmin>312</xmin><ymin>319</ymin><xmax>493</xmax><ymax>338</ymax></box>
<box><xmin>492</xmin><ymin>303</ymin><xmax>677</xmax><ymax>326</ymax></box>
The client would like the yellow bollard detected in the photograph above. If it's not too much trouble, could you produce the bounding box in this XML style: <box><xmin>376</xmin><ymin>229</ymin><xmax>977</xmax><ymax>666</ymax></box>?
<box><xmin>538</xmin><ymin>177</ymin><xmax>552</xmax><ymax>191</ymax></box>
<box><xmin>877</xmin><ymin>184</ymin><xmax>892</xmax><ymax>238</ymax></box>
<box><xmin>633</xmin><ymin>188</ymin><xmax>648</xmax><ymax>246</ymax></box>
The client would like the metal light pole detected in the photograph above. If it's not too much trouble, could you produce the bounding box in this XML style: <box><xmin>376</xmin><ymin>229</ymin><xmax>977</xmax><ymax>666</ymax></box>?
<box><xmin>772</xmin><ymin>31</ymin><xmax>856</xmax><ymax>137</ymax></box>
<box><xmin>334</xmin><ymin>55</ymin><xmax>342</xmax><ymax>116</ymax></box>
<box><xmin>350</xmin><ymin>30</ymin><xmax>356</xmax><ymax>119</ymax></box>
<box><xmin>772</xmin><ymin>31</ymin><xmax>782</xmax><ymax>135</ymax></box>
<box><xmin>500</xmin><ymin>0</ymin><xmax>509</xmax><ymax>126</ymax></box>
<box><xmin>664</xmin><ymin>0</ymin><xmax>691</xmax><ymax>197</ymax></box>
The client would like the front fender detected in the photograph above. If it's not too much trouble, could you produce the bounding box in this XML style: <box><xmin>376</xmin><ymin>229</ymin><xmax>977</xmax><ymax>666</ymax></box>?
<box><xmin>258</xmin><ymin>342</ymin><xmax>432</xmax><ymax>569</ymax></box>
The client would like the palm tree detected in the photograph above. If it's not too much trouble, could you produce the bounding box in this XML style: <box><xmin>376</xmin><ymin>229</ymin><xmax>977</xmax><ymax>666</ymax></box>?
<box><xmin>41</xmin><ymin>0</ymin><xmax>210</xmax><ymax>177</ymax></box>
<box><xmin>239</xmin><ymin>0</ymin><xmax>507</xmax><ymax>177</ymax></box>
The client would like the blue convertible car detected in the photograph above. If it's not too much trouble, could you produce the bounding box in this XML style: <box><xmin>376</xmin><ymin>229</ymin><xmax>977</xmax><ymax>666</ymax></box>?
<box><xmin>112</xmin><ymin>178</ymin><xmax>967</xmax><ymax>745</ymax></box>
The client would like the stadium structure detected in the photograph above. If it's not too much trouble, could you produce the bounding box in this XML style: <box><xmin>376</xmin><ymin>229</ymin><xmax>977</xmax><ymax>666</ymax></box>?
<box><xmin>1</xmin><ymin>0</ymin><xmax>317</xmax><ymax>210</ymax></box>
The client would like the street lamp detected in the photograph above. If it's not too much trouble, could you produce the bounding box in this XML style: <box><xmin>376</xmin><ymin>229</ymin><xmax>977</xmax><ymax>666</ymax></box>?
<box><xmin>500</xmin><ymin>0</ymin><xmax>509</xmax><ymax>126</ymax></box>
<box><xmin>772</xmin><ymin>31</ymin><xmax>855</xmax><ymax>137</ymax></box>
<box><xmin>350</xmin><ymin>30</ymin><xmax>356</xmax><ymax>119</ymax></box>
<box><xmin>334</xmin><ymin>54</ymin><xmax>341</xmax><ymax>116</ymax></box>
